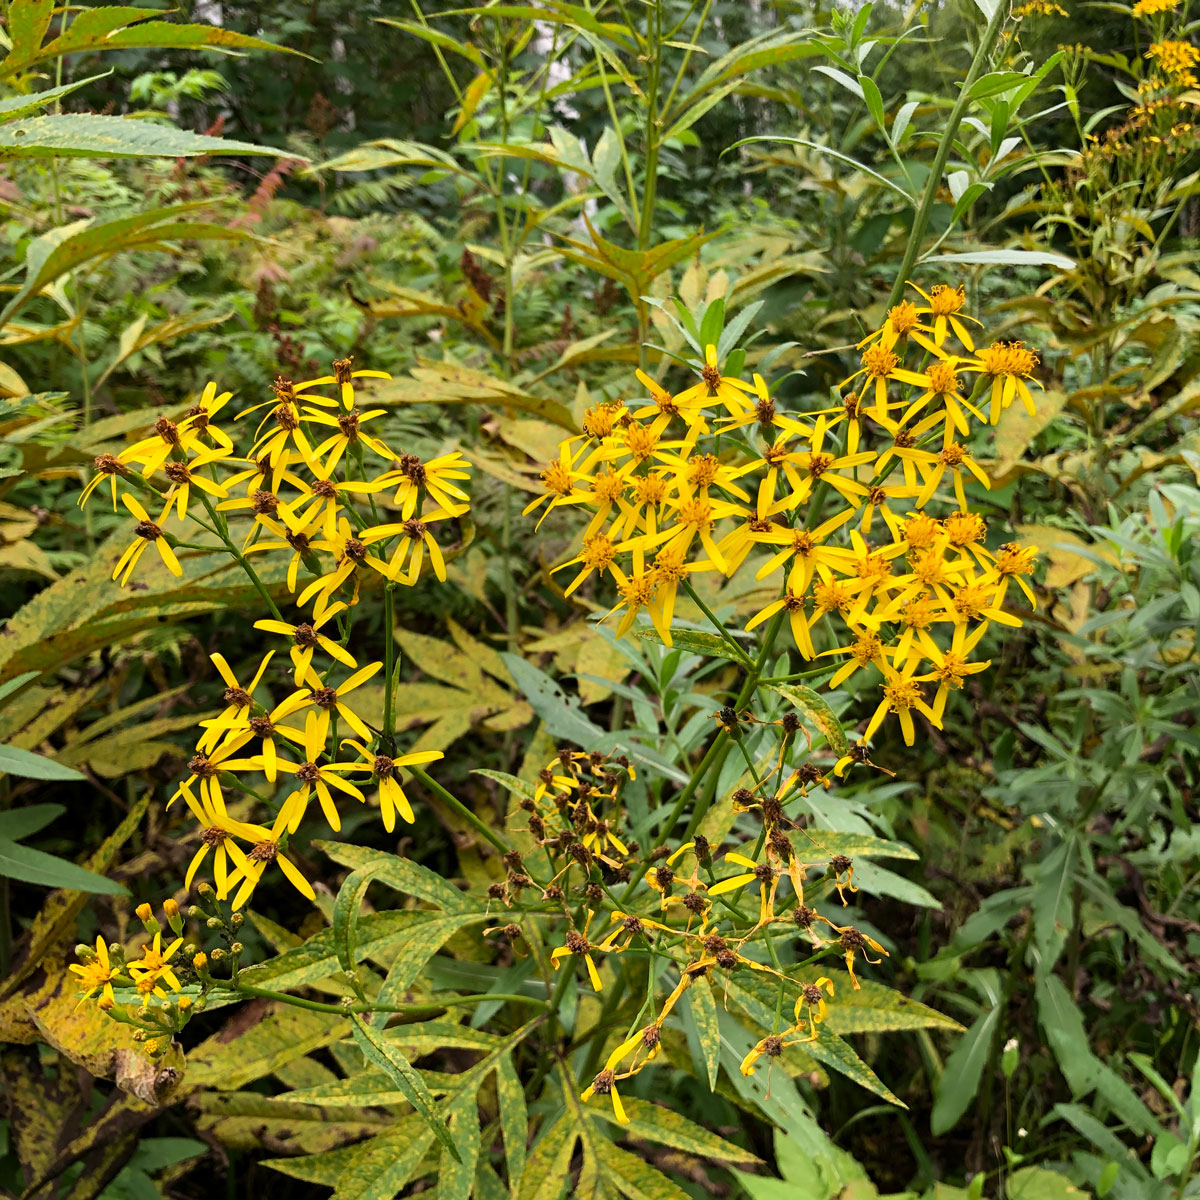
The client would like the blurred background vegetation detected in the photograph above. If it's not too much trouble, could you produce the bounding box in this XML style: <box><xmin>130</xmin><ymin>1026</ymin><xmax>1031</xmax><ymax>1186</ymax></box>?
<box><xmin>0</xmin><ymin>0</ymin><xmax>1197</xmax><ymax>1198</ymax></box>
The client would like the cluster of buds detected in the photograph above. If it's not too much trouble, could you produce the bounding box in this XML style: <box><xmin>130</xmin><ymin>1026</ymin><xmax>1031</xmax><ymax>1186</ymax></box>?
<box><xmin>72</xmin><ymin>889</ymin><xmax>248</xmax><ymax>1057</ymax></box>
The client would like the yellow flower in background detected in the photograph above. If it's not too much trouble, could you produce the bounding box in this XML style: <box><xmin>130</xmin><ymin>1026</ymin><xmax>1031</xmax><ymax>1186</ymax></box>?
<box><xmin>1133</xmin><ymin>0</ymin><xmax>1179</xmax><ymax>15</ymax></box>
<box><xmin>673</xmin><ymin>343</ymin><xmax>757</xmax><ymax>418</ymax></box>
<box><xmin>1147</xmin><ymin>39</ymin><xmax>1200</xmax><ymax>79</ymax></box>
<box><xmin>385</xmin><ymin>450</ymin><xmax>472</xmax><ymax>519</ymax></box>
<box><xmin>969</xmin><ymin>341</ymin><xmax>1043</xmax><ymax>424</ymax></box>
<box><xmin>254</xmin><ymin>607</ymin><xmax>357</xmax><ymax>684</ymax></box>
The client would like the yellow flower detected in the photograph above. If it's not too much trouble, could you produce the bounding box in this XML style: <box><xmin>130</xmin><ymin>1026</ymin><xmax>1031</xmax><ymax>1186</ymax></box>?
<box><xmin>69</xmin><ymin>937</ymin><xmax>116</xmax><ymax>1006</ymax></box>
<box><xmin>128</xmin><ymin>931</ymin><xmax>184</xmax><ymax>992</ymax></box>
<box><xmin>672</xmin><ymin>343</ymin><xmax>756</xmax><ymax>418</ymax></box>
<box><xmin>708</xmin><ymin>851</ymin><xmax>782</xmax><ymax>925</ymax></box>
<box><xmin>160</xmin><ymin>451</ymin><xmax>231</xmax><ymax>519</ymax></box>
<box><xmin>863</xmin><ymin>661</ymin><xmax>942</xmax><ymax>745</ymax></box>
<box><xmin>268</xmin><ymin>711</ymin><xmax>367</xmax><ymax>833</ymax></box>
<box><xmin>968</xmin><ymin>341</ymin><xmax>1042</xmax><ymax>425</ymax></box>
<box><xmin>79</xmin><ymin>453</ymin><xmax>129</xmax><ymax>510</ymax></box>
<box><xmin>384</xmin><ymin>450</ymin><xmax>472</xmax><ymax>519</ymax></box>
<box><xmin>836</xmin><ymin>925</ymin><xmax>888</xmax><ymax>990</ymax></box>
<box><xmin>304</xmin><ymin>404</ymin><xmax>394</xmax><ymax>474</ymax></box>
<box><xmin>226</xmin><ymin>807</ymin><xmax>316</xmax><ymax>909</ymax></box>
<box><xmin>298</xmin><ymin>357</ymin><xmax>391</xmax><ymax>411</ymax></box>
<box><xmin>294</xmin><ymin>660</ymin><xmax>382</xmax><ymax>743</ymax></box>
<box><xmin>916</xmin><ymin>442</ymin><xmax>992</xmax><ymax>511</ymax></box>
<box><xmin>112</xmin><ymin>494</ymin><xmax>182</xmax><ymax>585</ymax></box>
<box><xmin>550</xmin><ymin>912</ymin><xmax>604</xmax><ymax>991</ymax></box>
<box><xmin>242</xmin><ymin>508</ymin><xmax>323</xmax><ymax>593</ymax></box>
<box><xmin>196</xmin><ymin>651</ymin><xmax>276</xmax><ymax>753</ymax></box>
<box><xmin>363</xmin><ymin>509</ymin><xmax>458</xmax><ymax>584</ymax></box>
<box><xmin>1147</xmin><ymin>40</ymin><xmax>1200</xmax><ymax>78</ymax></box>
<box><xmin>179</xmin><ymin>789</ymin><xmax>263</xmax><ymax>895</ymax></box>
<box><xmin>338</xmin><ymin>740</ymin><xmax>444</xmax><ymax>831</ymax></box>
<box><xmin>1015</xmin><ymin>1</ymin><xmax>1067</xmax><ymax>17</ymax></box>
<box><xmin>254</xmin><ymin>607</ymin><xmax>358</xmax><ymax>684</ymax></box>
<box><xmin>168</xmin><ymin>735</ymin><xmax>260</xmax><ymax>813</ymax></box>
<box><xmin>752</xmin><ymin>509</ymin><xmax>858</xmax><ymax>594</ymax></box>
<box><xmin>914</xmin><ymin>622</ymin><xmax>991</xmax><ymax>723</ymax></box>
<box><xmin>793</xmin><ymin>975</ymin><xmax>835</xmax><ymax>1036</ymax></box>
<box><xmin>522</xmin><ymin>441</ymin><xmax>599</xmax><ymax>527</ymax></box>
<box><xmin>298</xmin><ymin>514</ymin><xmax>391</xmax><ymax>616</ymax></box>
<box><xmin>118</xmin><ymin>413</ymin><xmax>210</xmax><ymax>477</ymax></box>
<box><xmin>1133</xmin><ymin>0</ymin><xmax>1179</xmax><ymax>15</ymax></box>
<box><xmin>553</xmin><ymin>531</ymin><xmax>625</xmax><ymax>597</ymax></box>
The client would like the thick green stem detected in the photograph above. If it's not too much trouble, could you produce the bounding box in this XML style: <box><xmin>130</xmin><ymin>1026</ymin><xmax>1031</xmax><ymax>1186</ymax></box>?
<box><xmin>884</xmin><ymin>0</ymin><xmax>1010</xmax><ymax>310</ymax></box>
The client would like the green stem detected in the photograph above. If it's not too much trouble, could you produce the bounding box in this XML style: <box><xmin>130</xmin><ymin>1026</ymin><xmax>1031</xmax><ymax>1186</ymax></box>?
<box><xmin>196</xmin><ymin>493</ymin><xmax>284</xmax><ymax>621</ymax></box>
<box><xmin>410</xmin><ymin>766</ymin><xmax>512</xmax><ymax>856</ymax></box>
<box><xmin>884</xmin><ymin>0</ymin><xmax>1010</xmax><ymax>310</ymax></box>
<box><xmin>222</xmin><ymin>982</ymin><xmax>545</xmax><ymax>1016</ymax></box>
<box><xmin>681</xmin><ymin>579</ymin><xmax>754</xmax><ymax>665</ymax></box>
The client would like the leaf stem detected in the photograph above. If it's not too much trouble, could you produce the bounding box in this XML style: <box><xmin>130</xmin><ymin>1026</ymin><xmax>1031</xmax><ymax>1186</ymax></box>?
<box><xmin>884</xmin><ymin>0</ymin><xmax>1010</xmax><ymax>310</ymax></box>
<box><xmin>410</xmin><ymin>766</ymin><xmax>512</xmax><ymax>856</ymax></box>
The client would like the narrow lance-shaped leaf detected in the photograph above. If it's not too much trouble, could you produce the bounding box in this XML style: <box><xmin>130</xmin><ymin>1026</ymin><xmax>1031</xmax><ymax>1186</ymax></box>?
<box><xmin>350</xmin><ymin>1014</ymin><xmax>461</xmax><ymax>1162</ymax></box>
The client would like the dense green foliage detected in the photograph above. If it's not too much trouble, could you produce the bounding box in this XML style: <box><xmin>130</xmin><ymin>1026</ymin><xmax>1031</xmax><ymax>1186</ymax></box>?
<box><xmin>0</xmin><ymin>2</ymin><xmax>1198</xmax><ymax>1199</ymax></box>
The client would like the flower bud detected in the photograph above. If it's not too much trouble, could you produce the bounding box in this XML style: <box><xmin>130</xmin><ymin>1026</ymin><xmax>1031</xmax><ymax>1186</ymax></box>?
<box><xmin>229</xmin><ymin>942</ymin><xmax>243</xmax><ymax>956</ymax></box>
<box><xmin>192</xmin><ymin>952</ymin><xmax>208</xmax><ymax>971</ymax></box>
<box><xmin>164</xmin><ymin>898</ymin><xmax>183</xmax><ymax>934</ymax></box>
<box><xmin>97</xmin><ymin>996</ymin><xmax>115</xmax><ymax>1012</ymax></box>
<box><xmin>178</xmin><ymin>996</ymin><xmax>193</xmax><ymax>1012</ymax></box>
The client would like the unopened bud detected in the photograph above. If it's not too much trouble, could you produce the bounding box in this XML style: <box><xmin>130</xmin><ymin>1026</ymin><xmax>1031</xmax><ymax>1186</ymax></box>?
<box><xmin>209</xmin><ymin>948</ymin><xmax>225</xmax><ymax>962</ymax></box>
<box><xmin>192</xmin><ymin>952</ymin><xmax>208</xmax><ymax>970</ymax></box>
<box><xmin>178</xmin><ymin>996</ymin><xmax>193</xmax><ymax>1012</ymax></box>
<box><xmin>206</xmin><ymin>917</ymin><xmax>222</xmax><ymax>929</ymax></box>
<box><xmin>230</xmin><ymin>912</ymin><xmax>244</xmax><ymax>928</ymax></box>
<box><xmin>229</xmin><ymin>942</ymin><xmax>243</xmax><ymax>956</ymax></box>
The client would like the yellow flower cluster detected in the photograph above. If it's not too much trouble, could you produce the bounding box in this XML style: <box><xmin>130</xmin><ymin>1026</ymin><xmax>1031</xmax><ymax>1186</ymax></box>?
<box><xmin>497</xmin><ymin>747</ymin><xmax>888</xmax><ymax>1123</ymax></box>
<box><xmin>81</xmin><ymin>360</ymin><xmax>471</xmax><ymax>907</ymax></box>
<box><xmin>1146</xmin><ymin>38</ymin><xmax>1200</xmax><ymax>85</ymax></box>
<box><xmin>1133</xmin><ymin>0</ymin><xmax>1180</xmax><ymax>15</ymax></box>
<box><xmin>526</xmin><ymin>285</ymin><xmax>1040</xmax><ymax>747</ymax></box>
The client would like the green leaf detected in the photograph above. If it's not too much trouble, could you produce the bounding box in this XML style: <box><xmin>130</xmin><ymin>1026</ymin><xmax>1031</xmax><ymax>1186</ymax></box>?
<box><xmin>593</xmin><ymin>1097</ymin><xmax>761</xmax><ymax>1166</ymax></box>
<box><xmin>439</xmin><ymin>1084</ymin><xmax>483</xmax><ymax>1200</ymax></box>
<box><xmin>686</xmin><ymin>976</ymin><xmax>722</xmax><ymax>1091</ymax></box>
<box><xmin>1035</xmin><ymin>974</ymin><xmax>1161</xmax><ymax>1137</ymax></box>
<box><xmin>859</xmin><ymin>75</ymin><xmax>886</xmax><ymax>135</ymax></box>
<box><xmin>921</xmin><ymin>249</ymin><xmax>1075</xmax><ymax>269</ymax></box>
<box><xmin>265</xmin><ymin>1113</ymin><xmax>436</xmax><ymax>1198</ymax></box>
<box><xmin>788</xmin><ymin>828</ymin><xmax>918</xmax><ymax>862</ymax></box>
<box><xmin>1030</xmin><ymin>838</ymin><xmax>1075</xmax><ymax>975</ymax></box>
<box><xmin>1007</xmin><ymin>1167</ymin><xmax>1088</xmax><ymax>1199</ymax></box>
<box><xmin>768</xmin><ymin>684</ymin><xmax>850</xmax><ymax>754</ymax></box>
<box><xmin>472</xmin><ymin>768</ymin><xmax>537</xmax><ymax>804</ymax></box>
<box><xmin>0</xmin><ymin>802</ymin><xmax>64</xmax><ymax>840</ymax></box>
<box><xmin>517</xmin><ymin>1118</ymin><xmax>578</xmax><ymax>1200</ymax></box>
<box><xmin>6</xmin><ymin>0</ymin><xmax>54</xmax><ymax>68</ymax></box>
<box><xmin>333</xmin><ymin>863</ymin><xmax>386</xmax><ymax>976</ymax></box>
<box><xmin>0</xmin><ymin>114</ymin><xmax>290</xmax><ymax>165</ymax></box>
<box><xmin>806</xmin><ymin>971</ymin><xmax>963</xmax><ymax>1035</ymax></box>
<box><xmin>0</xmin><ymin>838</ymin><xmax>126</xmax><ymax>893</ymax></box>
<box><xmin>350</xmin><ymin>1014</ymin><xmax>460</xmax><ymax>1161</ymax></box>
<box><xmin>0</xmin><ymin>203</ymin><xmax>253</xmax><ymax>326</ymax></box>
<box><xmin>593</xmin><ymin>1137</ymin><xmax>691</xmax><ymax>1200</ymax></box>
<box><xmin>315</xmin><ymin>840</ymin><xmax>469</xmax><ymax>911</ymax></box>
<box><xmin>239</xmin><ymin>910</ymin><xmax>488</xmax><ymax>992</ymax></box>
<box><xmin>0</xmin><ymin>670</ymin><xmax>40</xmax><ymax>706</ymax></box>
<box><xmin>495</xmin><ymin>1054</ymin><xmax>528</xmax><ymax>1195</ymax></box>
<box><xmin>931</xmin><ymin>1005</ymin><xmax>1000</xmax><ymax>1134</ymax></box>
<box><xmin>632</xmin><ymin>627</ymin><xmax>751</xmax><ymax>665</ymax></box>
<box><xmin>0</xmin><ymin>742</ymin><xmax>85</xmax><ymax>780</ymax></box>
<box><xmin>0</xmin><ymin>73</ymin><xmax>112</xmax><ymax>122</ymax></box>
<box><xmin>728</xmin><ymin>135</ymin><xmax>915</xmax><ymax>203</ymax></box>
<box><xmin>804</xmin><ymin>1027</ymin><xmax>906</xmax><ymax>1107</ymax></box>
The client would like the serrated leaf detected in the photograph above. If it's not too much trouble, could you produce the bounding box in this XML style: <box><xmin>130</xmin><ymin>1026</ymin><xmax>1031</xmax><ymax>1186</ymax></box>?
<box><xmin>473</xmin><ymin>768</ymin><xmax>537</xmax><ymax>803</ymax></box>
<box><xmin>188</xmin><ymin>1006</ymin><xmax>351</xmax><ymax>1091</ymax></box>
<box><xmin>439</xmin><ymin>1084</ymin><xmax>482</xmax><ymax>1198</ymax></box>
<box><xmin>768</xmin><ymin>684</ymin><xmax>849</xmax><ymax>754</ymax></box>
<box><xmin>0</xmin><ymin>742</ymin><xmax>85</xmax><ymax>780</ymax></box>
<box><xmin>351</xmin><ymin>1014</ymin><xmax>459</xmax><ymax>1160</ymax></box>
<box><xmin>333</xmin><ymin>863</ymin><xmax>386</xmax><ymax>976</ymax></box>
<box><xmin>0</xmin><ymin>114</ymin><xmax>289</xmax><ymax>164</ymax></box>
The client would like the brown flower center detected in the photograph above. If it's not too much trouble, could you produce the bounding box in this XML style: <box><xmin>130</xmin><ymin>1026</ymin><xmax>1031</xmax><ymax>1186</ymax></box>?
<box><xmin>249</xmin><ymin>840</ymin><xmax>278</xmax><ymax>863</ymax></box>
<box><xmin>154</xmin><ymin>416</ymin><xmax>181</xmax><ymax>446</ymax></box>
<box><xmin>292</xmin><ymin>624</ymin><xmax>319</xmax><ymax>647</ymax></box>
<box><xmin>134</xmin><ymin>520</ymin><xmax>162</xmax><ymax>541</ymax></box>
<box><xmin>252</xmin><ymin>490</ymin><xmax>278</xmax><ymax>515</ymax></box>
<box><xmin>296</xmin><ymin>761</ymin><xmax>321</xmax><ymax>784</ymax></box>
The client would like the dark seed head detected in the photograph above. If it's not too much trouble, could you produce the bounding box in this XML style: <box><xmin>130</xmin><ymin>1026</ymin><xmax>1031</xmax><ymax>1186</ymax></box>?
<box><xmin>591</xmin><ymin>1068</ymin><xmax>615</xmax><ymax>1095</ymax></box>
<box><xmin>296</xmin><ymin>762</ymin><xmax>321</xmax><ymax>784</ymax></box>
<box><xmin>134</xmin><ymin>519</ymin><xmax>162</xmax><ymax>540</ymax></box>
